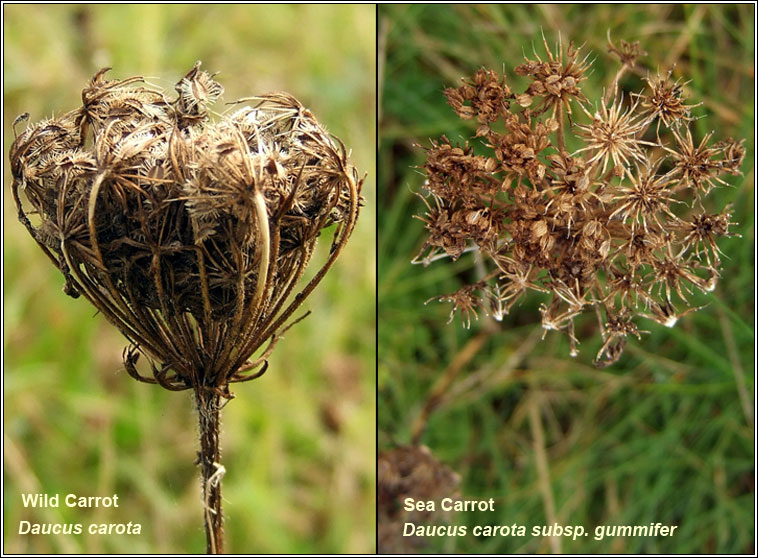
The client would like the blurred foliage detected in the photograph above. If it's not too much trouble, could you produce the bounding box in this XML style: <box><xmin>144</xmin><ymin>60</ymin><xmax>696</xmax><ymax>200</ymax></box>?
<box><xmin>3</xmin><ymin>4</ymin><xmax>375</xmax><ymax>554</ymax></box>
<box><xmin>378</xmin><ymin>4</ymin><xmax>753</xmax><ymax>554</ymax></box>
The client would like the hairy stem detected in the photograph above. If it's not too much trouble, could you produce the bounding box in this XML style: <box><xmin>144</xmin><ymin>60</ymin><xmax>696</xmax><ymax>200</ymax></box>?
<box><xmin>196</xmin><ymin>389</ymin><xmax>225</xmax><ymax>554</ymax></box>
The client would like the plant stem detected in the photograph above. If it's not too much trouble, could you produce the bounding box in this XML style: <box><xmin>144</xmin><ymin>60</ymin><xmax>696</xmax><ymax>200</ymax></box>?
<box><xmin>556</xmin><ymin>106</ymin><xmax>566</xmax><ymax>153</ymax></box>
<box><xmin>604</xmin><ymin>65</ymin><xmax>628</xmax><ymax>105</ymax></box>
<box><xmin>196</xmin><ymin>389</ymin><xmax>225</xmax><ymax>554</ymax></box>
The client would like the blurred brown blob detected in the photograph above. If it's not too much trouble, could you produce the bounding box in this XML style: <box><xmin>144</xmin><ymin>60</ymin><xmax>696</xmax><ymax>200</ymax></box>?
<box><xmin>378</xmin><ymin>445</ymin><xmax>460</xmax><ymax>554</ymax></box>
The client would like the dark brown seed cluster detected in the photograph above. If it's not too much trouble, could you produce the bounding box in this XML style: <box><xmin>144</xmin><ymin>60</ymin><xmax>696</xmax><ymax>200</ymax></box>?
<box><xmin>378</xmin><ymin>445</ymin><xmax>461</xmax><ymax>554</ymax></box>
<box><xmin>415</xmin><ymin>35</ymin><xmax>744</xmax><ymax>367</ymax></box>
<box><xmin>10</xmin><ymin>62</ymin><xmax>363</xmax><ymax>392</ymax></box>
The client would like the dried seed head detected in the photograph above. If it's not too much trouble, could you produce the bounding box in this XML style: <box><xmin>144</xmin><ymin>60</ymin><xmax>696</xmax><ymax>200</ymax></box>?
<box><xmin>516</xmin><ymin>33</ymin><xmax>591</xmax><ymax>116</ymax></box>
<box><xmin>607</xmin><ymin>31</ymin><xmax>647</xmax><ymax>67</ymax></box>
<box><xmin>609</xmin><ymin>159</ymin><xmax>680</xmax><ymax>231</ymax></box>
<box><xmin>445</xmin><ymin>68</ymin><xmax>512</xmax><ymax>124</ymax></box>
<box><xmin>641</xmin><ymin>69</ymin><xmax>700</xmax><ymax>129</ymax></box>
<box><xmin>174</xmin><ymin>61</ymin><xmax>225</xmax><ymax>123</ymax></box>
<box><xmin>666</xmin><ymin>127</ymin><xmax>744</xmax><ymax>194</ymax></box>
<box><xmin>415</xmin><ymin>34</ymin><xmax>743</xmax><ymax>367</ymax></box>
<box><xmin>11</xmin><ymin>63</ymin><xmax>363</xmax><ymax>392</ymax></box>
<box><xmin>575</xmin><ymin>94</ymin><xmax>657</xmax><ymax>176</ymax></box>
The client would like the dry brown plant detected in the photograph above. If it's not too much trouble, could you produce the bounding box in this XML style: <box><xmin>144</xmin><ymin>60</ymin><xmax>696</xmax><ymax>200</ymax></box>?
<box><xmin>414</xmin><ymin>34</ymin><xmax>744</xmax><ymax>367</ymax></box>
<box><xmin>10</xmin><ymin>62</ymin><xmax>363</xmax><ymax>553</ymax></box>
<box><xmin>378</xmin><ymin>445</ymin><xmax>461</xmax><ymax>554</ymax></box>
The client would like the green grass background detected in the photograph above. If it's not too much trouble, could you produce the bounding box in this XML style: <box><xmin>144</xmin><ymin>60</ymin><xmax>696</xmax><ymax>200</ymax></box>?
<box><xmin>379</xmin><ymin>4</ymin><xmax>754</xmax><ymax>554</ymax></box>
<box><xmin>3</xmin><ymin>4</ymin><xmax>375</xmax><ymax>554</ymax></box>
